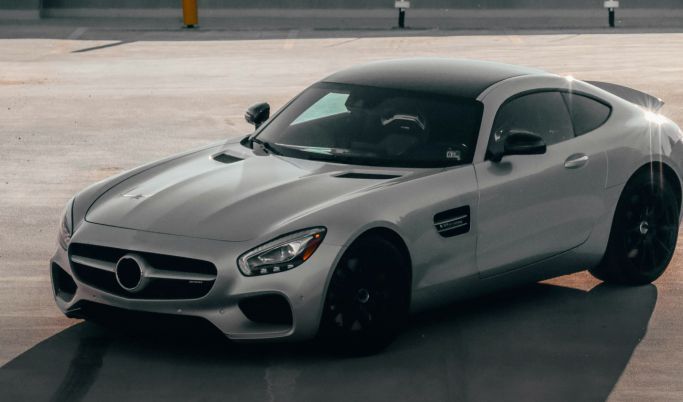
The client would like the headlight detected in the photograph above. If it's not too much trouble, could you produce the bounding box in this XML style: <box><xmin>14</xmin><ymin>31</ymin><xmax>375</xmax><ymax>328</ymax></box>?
<box><xmin>237</xmin><ymin>227</ymin><xmax>326</xmax><ymax>276</ymax></box>
<box><xmin>57</xmin><ymin>198</ymin><xmax>74</xmax><ymax>250</ymax></box>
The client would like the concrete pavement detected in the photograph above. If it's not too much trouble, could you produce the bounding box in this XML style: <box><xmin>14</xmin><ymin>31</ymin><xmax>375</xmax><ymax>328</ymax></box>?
<box><xmin>1</xmin><ymin>30</ymin><xmax>683</xmax><ymax>401</ymax></box>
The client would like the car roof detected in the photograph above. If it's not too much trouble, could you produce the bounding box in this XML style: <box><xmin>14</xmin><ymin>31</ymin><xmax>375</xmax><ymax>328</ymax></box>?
<box><xmin>321</xmin><ymin>58</ymin><xmax>546</xmax><ymax>99</ymax></box>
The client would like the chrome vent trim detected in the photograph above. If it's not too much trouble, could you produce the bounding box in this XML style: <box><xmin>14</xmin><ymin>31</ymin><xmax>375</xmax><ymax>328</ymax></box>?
<box><xmin>71</xmin><ymin>254</ymin><xmax>216</xmax><ymax>282</ymax></box>
<box><xmin>68</xmin><ymin>243</ymin><xmax>218</xmax><ymax>300</ymax></box>
<box><xmin>434</xmin><ymin>206</ymin><xmax>470</xmax><ymax>238</ymax></box>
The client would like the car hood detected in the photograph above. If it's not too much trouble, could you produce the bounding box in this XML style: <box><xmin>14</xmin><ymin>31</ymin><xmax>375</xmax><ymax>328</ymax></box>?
<box><xmin>85</xmin><ymin>144</ymin><xmax>414</xmax><ymax>242</ymax></box>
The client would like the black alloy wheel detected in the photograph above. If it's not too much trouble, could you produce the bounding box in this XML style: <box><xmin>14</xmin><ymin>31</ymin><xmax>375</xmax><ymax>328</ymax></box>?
<box><xmin>591</xmin><ymin>170</ymin><xmax>679</xmax><ymax>285</ymax></box>
<box><xmin>319</xmin><ymin>235</ymin><xmax>410</xmax><ymax>355</ymax></box>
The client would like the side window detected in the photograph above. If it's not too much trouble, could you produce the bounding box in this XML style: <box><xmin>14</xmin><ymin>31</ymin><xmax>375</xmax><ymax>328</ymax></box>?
<box><xmin>562</xmin><ymin>93</ymin><xmax>611</xmax><ymax>136</ymax></box>
<box><xmin>489</xmin><ymin>91</ymin><xmax>574</xmax><ymax>157</ymax></box>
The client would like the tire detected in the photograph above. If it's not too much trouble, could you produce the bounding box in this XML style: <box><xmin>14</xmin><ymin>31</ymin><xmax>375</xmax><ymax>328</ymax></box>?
<box><xmin>590</xmin><ymin>170</ymin><xmax>680</xmax><ymax>285</ymax></box>
<box><xmin>319</xmin><ymin>235</ymin><xmax>410</xmax><ymax>355</ymax></box>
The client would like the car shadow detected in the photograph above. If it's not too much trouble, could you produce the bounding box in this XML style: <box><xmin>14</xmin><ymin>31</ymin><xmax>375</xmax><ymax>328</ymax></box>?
<box><xmin>0</xmin><ymin>282</ymin><xmax>656</xmax><ymax>402</ymax></box>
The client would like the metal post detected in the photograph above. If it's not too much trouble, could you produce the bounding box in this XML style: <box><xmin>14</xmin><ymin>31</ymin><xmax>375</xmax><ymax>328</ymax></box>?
<box><xmin>182</xmin><ymin>0</ymin><xmax>198</xmax><ymax>28</ymax></box>
<box><xmin>394</xmin><ymin>1</ymin><xmax>410</xmax><ymax>29</ymax></box>
<box><xmin>608</xmin><ymin>7</ymin><xmax>615</xmax><ymax>28</ymax></box>
<box><xmin>603</xmin><ymin>1</ymin><xmax>619</xmax><ymax>28</ymax></box>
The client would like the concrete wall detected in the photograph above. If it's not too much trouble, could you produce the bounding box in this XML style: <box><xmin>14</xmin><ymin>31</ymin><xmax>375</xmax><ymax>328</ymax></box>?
<box><xmin>0</xmin><ymin>0</ymin><xmax>40</xmax><ymax>9</ymax></box>
<box><xmin>0</xmin><ymin>0</ymin><xmax>40</xmax><ymax>19</ymax></box>
<box><xmin>36</xmin><ymin>0</ymin><xmax>683</xmax><ymax>9</ymax></box>
<box><xmin>3</xmin><ymin>0</ymin><xmax>681</xmax><ymax>20</ymax></box>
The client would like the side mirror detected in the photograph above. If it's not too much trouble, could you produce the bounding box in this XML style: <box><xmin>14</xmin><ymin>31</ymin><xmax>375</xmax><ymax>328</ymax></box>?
<box><xmin>245</xmin><ymin>102</ymin><xmax>270</xmax><ymax>129</ymax></box>
<box><xmin>491</xmin><ymin>130</ymin><xmax>546</xmax><ymax>162</ymax></box>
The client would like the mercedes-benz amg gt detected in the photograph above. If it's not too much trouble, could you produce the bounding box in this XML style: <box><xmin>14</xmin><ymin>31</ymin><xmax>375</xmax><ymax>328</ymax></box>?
<box><xmin>51</xmin><ymin>59</ymin><xmax>683</xmax><ymax>352</ymax></box>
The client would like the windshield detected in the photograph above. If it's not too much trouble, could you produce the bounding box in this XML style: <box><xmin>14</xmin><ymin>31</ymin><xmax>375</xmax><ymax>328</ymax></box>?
<box><xmin>255</xmin><ymin>83</ymin><xmax>483</xmax><ymax>168</ymax></box>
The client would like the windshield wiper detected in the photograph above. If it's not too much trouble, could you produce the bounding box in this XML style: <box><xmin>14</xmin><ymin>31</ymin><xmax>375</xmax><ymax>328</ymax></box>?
<box><xmin>274</xmin><ymin>144</ymin><xmax>384</xmax><ymax>165</ymax></box>
<box><xmin>251</xmin><ymin>138</ymin><xmax>282</xmax><ymax>155</ymax></box>
<box><xmin>274</xmin><ymin>143</ymin><xmax>373</xmax><ymax>157</ymax></box>
<box><xmin>273</xmin><ymin>143</ymin><xmax>337</xmax><ymax>155</ymax></box>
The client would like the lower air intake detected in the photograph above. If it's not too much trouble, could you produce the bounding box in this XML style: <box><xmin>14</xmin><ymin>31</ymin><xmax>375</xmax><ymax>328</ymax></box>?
<box><xmin>238</xmin><ymin>294</ymin><xmax>293</xmax><ymax>325</ymax></box>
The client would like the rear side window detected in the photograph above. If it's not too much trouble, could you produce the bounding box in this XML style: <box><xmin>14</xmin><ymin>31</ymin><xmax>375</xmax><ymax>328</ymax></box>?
<box><xmin>562</xmin><ymin>93</ymin><xmax>611</xmax><ymax>136</ymax></box>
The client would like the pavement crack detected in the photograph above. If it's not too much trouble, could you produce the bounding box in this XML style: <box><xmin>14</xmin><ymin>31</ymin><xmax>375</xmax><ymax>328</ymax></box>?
<box><xmin>72</xmin><ymin>41</ymin><xmax>131</xmax><ymax>54</ymax></box>
<box><xmin>264</xmin><ymin>363</ymin><xmax>301</xmax><ymax>402</ymax></box>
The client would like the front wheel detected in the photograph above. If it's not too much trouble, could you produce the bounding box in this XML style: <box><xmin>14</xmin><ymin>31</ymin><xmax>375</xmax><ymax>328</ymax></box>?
<box><xmin>319</xmin><ymin>235</ymin><xmax>410</xmax><ymax>355</ymax></box>
<box><xmin>590</xmin><ymin>171</ymin><xmax>680</xmax><ymax>285</ymax></box>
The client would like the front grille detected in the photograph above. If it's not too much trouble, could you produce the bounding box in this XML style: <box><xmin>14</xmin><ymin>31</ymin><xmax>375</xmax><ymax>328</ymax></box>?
<box><xmin>69</xmin><ymin>243</ymin><xmax>217</xmax><ymax>300</ymax></box>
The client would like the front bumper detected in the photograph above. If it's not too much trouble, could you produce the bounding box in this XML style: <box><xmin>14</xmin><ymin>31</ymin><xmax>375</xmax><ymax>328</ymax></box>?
<box><xmin>50</xmin><ymin>221</ymin><xmax>342</xmax><ymax>341</ymax></box>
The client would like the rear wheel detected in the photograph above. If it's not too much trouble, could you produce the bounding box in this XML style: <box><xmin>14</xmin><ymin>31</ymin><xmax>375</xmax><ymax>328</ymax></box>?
<box><xmin>319</xmin><ymin>235</ymin><xmax>410</xmax><ymax>355</ymax></box>
<box><xmin>590</xmin><ymin>171</ymin><xmax>680</xmax><ymax>285</ymax></box>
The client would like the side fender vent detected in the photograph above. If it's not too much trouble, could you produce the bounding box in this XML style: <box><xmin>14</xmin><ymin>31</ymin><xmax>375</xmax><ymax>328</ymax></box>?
<box><xmin>335</xmin><ymin>172</ymin><xmax>401</xmax><ymax>180</ymax></box>
<box><xmin>434</xmin><ymin>206</ymin><xmax>470</xmax><ymax>238</ymax></box>
<box><xmin>212</xmin><ymin>153</ymin><xmax>243</xmax><ymax>164</ymax></box>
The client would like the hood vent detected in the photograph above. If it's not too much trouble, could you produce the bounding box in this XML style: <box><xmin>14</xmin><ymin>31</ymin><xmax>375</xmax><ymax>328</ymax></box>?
<box><xmin>212</xmin><ymin>153</ymin><xmax>243</xmax><ymax>164</ymax></box>
<box><xmin>335</xmin><ymin>172</ymin><xmax>401</xmax><ymax>180</ymax></box>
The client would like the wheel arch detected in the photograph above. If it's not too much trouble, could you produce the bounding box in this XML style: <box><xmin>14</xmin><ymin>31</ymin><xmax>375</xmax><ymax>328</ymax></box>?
<box><xmin>629</xmin><ymin>161</ymin><xmax>682</xmax><ymax>210</ymax></box>
<box><xmin>590</xmin><ymin>160</ymin><xmax>681</xmax><ymax>284</ymax></box>
<box><xmin>339</xmin><ymin>227</ymin><xmax>414</xmax><ymax>310</ymax></box>
<box><xmin>315</xmin><ymin>225</ymin><xmax>414</xmax><ymax>337</ymax></box>
<box><xmin>590</xmin><ymin>160</ymin><xmax>681</xmax><ymax>272</ymax></box>
<box><xmin>353</xmin><ymin>227</ymin><xmax>413</xmax><ymax>286</ymax></box>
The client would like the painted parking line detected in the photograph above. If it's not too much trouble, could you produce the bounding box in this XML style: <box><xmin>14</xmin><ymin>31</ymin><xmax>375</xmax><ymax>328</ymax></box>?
<box><xmin>67</xmin><ymin>27</ymin><xmax>88</xmax><ymax>40</ymax></box>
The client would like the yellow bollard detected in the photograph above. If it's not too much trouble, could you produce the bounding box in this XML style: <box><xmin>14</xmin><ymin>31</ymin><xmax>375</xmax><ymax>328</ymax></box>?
<box><xmin>182</xmin><ymin>0</ymin><xmax>198</xmax><ymax>28</ymax></box>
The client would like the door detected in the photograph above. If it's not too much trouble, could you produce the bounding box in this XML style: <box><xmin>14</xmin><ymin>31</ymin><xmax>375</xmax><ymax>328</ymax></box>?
<box><xmin>474</xmin><ymin>90</ymin><xmax>607</xmax><ymax>278</ymax></box>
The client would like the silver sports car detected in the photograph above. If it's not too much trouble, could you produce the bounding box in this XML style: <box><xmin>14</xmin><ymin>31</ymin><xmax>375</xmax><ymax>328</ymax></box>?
<box><xmin>51</xmin><ymin>58</ymin><xmax>683</xmax><ymax>352</ymax></box>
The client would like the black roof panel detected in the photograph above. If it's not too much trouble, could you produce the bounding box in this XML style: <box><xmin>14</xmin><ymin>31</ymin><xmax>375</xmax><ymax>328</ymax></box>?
<box><xmin>322</xmin><ymin>58</ymin><xmax>545</xmax><ymax>99</ymax></box>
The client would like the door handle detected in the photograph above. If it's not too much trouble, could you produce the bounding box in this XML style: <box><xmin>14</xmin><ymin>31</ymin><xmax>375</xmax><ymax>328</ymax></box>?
<box><xmin>564</xmin><ymin>153</ymin><xmax>589</xmax><ymax>169</ymax></box>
